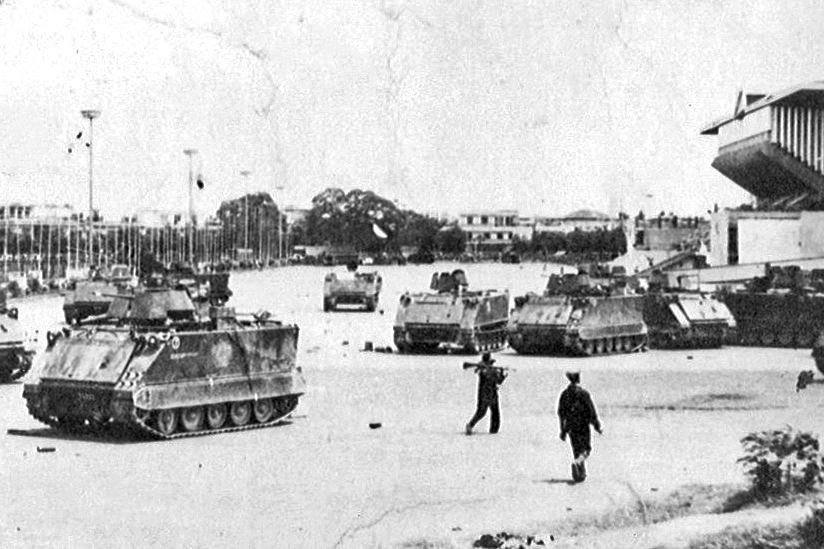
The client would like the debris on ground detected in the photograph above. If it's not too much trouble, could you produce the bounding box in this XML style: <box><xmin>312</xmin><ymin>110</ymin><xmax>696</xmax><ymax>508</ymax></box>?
<box><xmin>369</xmin><ymin>422</ymin><xmax>382</xmax><ymax>429</ymax></box>
<box><xmin>473</xmin><ymin>532</ymin><xmax>547</xmax><ymax>548</ymax></box>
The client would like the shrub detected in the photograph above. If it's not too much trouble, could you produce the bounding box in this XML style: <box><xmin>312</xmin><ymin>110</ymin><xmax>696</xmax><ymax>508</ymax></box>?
<box><xmin>798</xmin><ymin>499</ymin><xmax>824</xmax><ymax>547</ymax></box>
<box><xmin>738</xmin><ymin>427</ymin><xmax>824</xmax><ymax>498</ymax></box>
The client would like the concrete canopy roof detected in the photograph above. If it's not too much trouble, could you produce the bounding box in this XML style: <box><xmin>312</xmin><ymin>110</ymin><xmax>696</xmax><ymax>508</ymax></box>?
<box><xmin>701</xmin><ymin>81</ymin><xmax>824</xmax><ymax>135</ymax></box>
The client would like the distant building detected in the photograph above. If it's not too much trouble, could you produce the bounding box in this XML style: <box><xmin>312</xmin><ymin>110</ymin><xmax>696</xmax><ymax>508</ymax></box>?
<box><xmin>458</xmin><ymin>210</ymin><xmax>519</xmax><ymax>250</ymax></box>
<box><xmin>0</xmin><ymin>203</ymin><xmax>74</xmax><ymax>221</ymax></box>
<box><xmin>133</xmin><ymin>209</ymin><xmax>186</xmax><ymax>228</ymax></box>
<box><xmin>534</xmin><ymin>209</ymin><xmax>618</xmax><ymax>234</ymax></box>
<box><xmin>634</xmin><ymin>214</ymin><xmax>709</xmax><ymax>251</ymax></box>
<box><xmin>282</xmin><ymin>206</ymin><xmax>309</xmax><ymax>226</ymax></box>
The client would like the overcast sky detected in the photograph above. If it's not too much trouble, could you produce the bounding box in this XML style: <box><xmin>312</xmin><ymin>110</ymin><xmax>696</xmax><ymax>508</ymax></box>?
<box><xmin>0</xmin><ymin>0</ymin><xmax>820</xmax><ymax>221</ymax></box>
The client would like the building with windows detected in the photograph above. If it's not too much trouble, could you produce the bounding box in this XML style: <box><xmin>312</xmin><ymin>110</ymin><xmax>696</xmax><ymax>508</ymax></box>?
<box><xmin>458</xmin><ymin>210</ymin><xmax>520</xmax><ymax>250</ymax></box>
<box><xmin>0</xmin><ymin>203</ymin><xmax>74</xmax><ymax>221</ymax></box>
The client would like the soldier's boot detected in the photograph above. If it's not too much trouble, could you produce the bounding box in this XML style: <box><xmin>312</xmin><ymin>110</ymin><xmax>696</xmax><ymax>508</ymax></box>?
<box><xmin>572</xmin><ymin>454</ymin><xmax>588</xmax><ymax>482</ymax></box>
<box><xmin>465</xmin><ymin>423</ymin><xmax>473</xmax><ymax>436</ymax></box>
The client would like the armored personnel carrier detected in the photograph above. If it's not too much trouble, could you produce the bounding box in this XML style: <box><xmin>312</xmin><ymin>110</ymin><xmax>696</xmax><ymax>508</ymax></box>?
<box><xmin>719</xmin><ymin>265</ymin><xmax>824</xmax><ymax>347</ymax></box>
<box><xmin>394</xmin><ymin>270</ymin><xmax>509</xmax><ymax>354</ymax></box>
<box><xmin>323</xmin><ymin>265</ymin><xmax>382</xmax><ymax>312</ymax></box>
<box><xmin>24</xmin><ymin>276</ymin><xmax>304</xmax><ymax>439</ymax></box>
<box><xmin>62</xmin><ymin>264</ymin><xmax>136</xmax><ymax>324</ymax></box>
<box><xmin>642</xmin><ymin>272</ymin><xmax>736</xmax><ymax>349</ymax></box>
<box><xmin>508</xmin><ymin>265</ymin><xmax>647</xmax><ymax>356</ymax></box>
<box><xmin>0</xmin><ymin>290</ymin><xmax>34</xmax><ymax>382</ymax></box>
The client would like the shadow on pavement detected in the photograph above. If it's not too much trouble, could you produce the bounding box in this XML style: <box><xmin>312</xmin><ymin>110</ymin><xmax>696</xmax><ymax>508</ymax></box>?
<box><xmin>539</xmin><ymin>478</ymin><xmax>577</xmax><ymax>486</ymax></box>
<box><xmin>7</xmin><ymin>427</ymin><xmax>151</xmax><ymax>445</ymax></box>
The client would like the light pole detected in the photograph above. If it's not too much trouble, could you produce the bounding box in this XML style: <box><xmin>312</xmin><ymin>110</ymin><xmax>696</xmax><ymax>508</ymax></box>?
<box><xmin>240</xmin><ymin>170</ymin><xmax>251</xmax><ymax>260</ymax></box>
<box><xmin>183</xmin><ymin>148</ymin><xmax>198</xmax><ymax>266</ymax></box>
<box><xmin>81</xmin><ymin>109</ymin><xmax>100</xmax><ymax>270</ymax></box>
<box><xmin>275</xmin><ymin>185</ymin><xmax>285</xmax><ymax>263</ymax></box>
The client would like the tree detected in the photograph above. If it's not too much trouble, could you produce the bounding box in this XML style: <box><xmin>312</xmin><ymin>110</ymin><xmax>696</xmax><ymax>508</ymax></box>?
<box><xmin>303</xmin><ymin>188</ymin><xmax>405</xmax><ymax>252</ymax></box>
<box><xmin>434</xmin><ymin>224</ymin><xmax>466</xmax><ymax>255</ymax></box>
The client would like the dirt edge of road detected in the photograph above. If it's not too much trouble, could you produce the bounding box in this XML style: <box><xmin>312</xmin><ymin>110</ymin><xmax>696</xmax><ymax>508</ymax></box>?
<box><xmin>410</xmin><ymin>484</ymin><xmax>822</xmax><ymax>549</ymax></box>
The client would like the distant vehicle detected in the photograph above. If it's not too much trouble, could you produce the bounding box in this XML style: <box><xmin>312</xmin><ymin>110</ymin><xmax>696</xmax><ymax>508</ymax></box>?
<box><xmin>508</xmin><ymin>264</ymin><xmax>648</xmax><ymax>356</ymax></box>
<box><xmin>719</xmin><ymin>265</ymin><xmax>824</xmax><ymax>347</ymax></box>
<box><xmin>62</xmin><ymin>264</ymin><xmax>136</xmax><ymax>324</ymax></box>
<box><xmin>500</xmin><ymin>251</ymin><xmax>520</xmax><ymax>264</ymax></box>
<box><xmin>24</xmin><ymin>274</ymin><xmax>305</xmax><ymax>439</ymax></box>
<box><xmin>394</xmin><ymin>270</ymin><xmax>509</xmax><ymax>354</ymax></box>
<box><xmin>642</xmin><ymin>272</ymin><xmax>736</xmax><ymax>348</ymax></box>
<box><xmin>323</xmin><ymin>269</ymin><xmax>383</xmax><ymax>312</ymax></box>
<box><xmin>407</xmin><ymin>249</ymin><xmax>435</xmax><ymax>264</ymax></box>
<box><xmin>0</xmin><ymin>290</ymin><xmax>34</xmax><ymax>382</ymax></box>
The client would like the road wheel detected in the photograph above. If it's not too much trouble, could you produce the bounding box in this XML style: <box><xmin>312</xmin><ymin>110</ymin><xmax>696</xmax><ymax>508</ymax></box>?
<box><xmin>230</xmin><ymin>401</ymin><xmax>252</xmax><ymax>426</ymax></box>
<box><xmin>206</xmin><ymin>404</ymin><xmax>227</xmax><ymax>429</ymax></box>
<box><xmin>581</xmin><ymin>340</ymin><xmax>594</xmax><ymax>356</ymax></box>
<box><xmin>760</xmin><ymin>331</ymin><xmax>776</xmax><ymax>346</ymax></box>
<box><xmin>156</xmin><ymin>409</ymin><xmax>178</xmax><ymax>436</ymax></box>
<box><xmin>180</xmin><ymin>406</ymin><xmax>204</xmax><ymax>432</ymax></box>
<box><xmin>253</xmin><ymin>398</ymin><xmax>274</xmax><ymax>423</ymax></box>
<box><xmin>594</xmin><ymin>339</ymin><xmax>605</xmax><ymax>354</ymax></box>
<box><xmin>778</xmin><ymin>330</ymin><xmax>794</xmax><ymax>347</ymax></box>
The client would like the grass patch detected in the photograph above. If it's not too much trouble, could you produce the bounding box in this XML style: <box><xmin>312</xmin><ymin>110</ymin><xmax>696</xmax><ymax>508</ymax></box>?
<box><xmin>552</xmin><ymin>484</ymin><xmax>742</xmax><ymax>537</ymax></box>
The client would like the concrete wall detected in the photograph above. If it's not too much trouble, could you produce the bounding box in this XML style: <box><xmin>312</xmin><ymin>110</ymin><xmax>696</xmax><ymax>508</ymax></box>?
<box><xmin>737</xmin><ymin>218</ymin><xmax>800</xmax><ymax>263</ymax></box>
<box><xmin>798</xmin><ymin>211</ymin><xmax>824</xmax><ymax>257</ymax></box>
<box><xmin>709</xmin><ymin>211</ymin><xmax>729</xmax><ymax>266</ymax></box>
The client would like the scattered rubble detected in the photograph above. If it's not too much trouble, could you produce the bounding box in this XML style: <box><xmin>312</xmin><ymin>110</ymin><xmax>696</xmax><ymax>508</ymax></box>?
<box><xmin>473</xmin><ymin>532</ymin><xmax>548</xmax><ymax>548</ymax></box>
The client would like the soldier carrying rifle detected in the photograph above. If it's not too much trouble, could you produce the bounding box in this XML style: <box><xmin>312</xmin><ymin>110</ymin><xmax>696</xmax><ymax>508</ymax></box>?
<box><xmin>464</xmin><ymin>352</ymin><xmax>508</xmax><ymax>435</ymax></box>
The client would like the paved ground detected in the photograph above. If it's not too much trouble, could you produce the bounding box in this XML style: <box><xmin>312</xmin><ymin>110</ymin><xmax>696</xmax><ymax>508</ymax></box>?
<box><xmin>1</xmin><ymin>264</ymin><xmax>822</xmax><ymax>548</ymax></box>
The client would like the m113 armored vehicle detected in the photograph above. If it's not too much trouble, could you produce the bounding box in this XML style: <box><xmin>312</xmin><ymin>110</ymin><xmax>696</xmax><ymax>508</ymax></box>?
<box><xmin>719</xmin><ymin>266</ymin><xmax>824</xmax><ymax>347</ymax></box>
<box><xmin>62</xmin><ymin>264</ymin><xmax>136</xmax><ymax>324</ymax></box>
<box><xmin>323</xmin><ymin>265</ymin><xmax>382</xmax><ymax>312</ymax></box>
<box><xmin>24</xmin><ymin>275</ymin><xmax>304</xmax><ymax>439</ymax></box>
<box><xmin>642</xmin><ymin>271</ymin><xmax>736</xmax><ymax>349</ymax></box>
<box><xmin>508</xmin><ymin>265</ymin><xmax>647</xmax><ymax>356</ymax></box>
<box><xmin>0</xmin><ymin>290</ymin><xmax>35</xmax><ymax>382</ymax></box>
<box><xmin>394</xmin><ymin>270</ymin><xmax>509</xmax><ymax>354</ymax></box>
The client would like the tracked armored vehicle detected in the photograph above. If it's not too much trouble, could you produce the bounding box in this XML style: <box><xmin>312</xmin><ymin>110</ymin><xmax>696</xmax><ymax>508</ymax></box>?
<box><xmin>323</xmin><ymin>269</ymin><xmax>382</xmax><ymax>312</ymax></box>
<box><xmin>642</xmin><ymin>272</ymin><xmax>736</xmax><ymax>349</ymax></box>
<box><xmin>24</xmin><ymin>276</ymin><xmax>304</xmax><ymax>439</ymax></box>
<box><xmin>63</xmin><ymin>264</ymin><xmax>135</xmax><ymax>324</ymax></box>
<box><xmin>394</xmin><ymin>270</ymin><xmax>509</xmax><ymax>354</ymax></box>
<box><xmin>719</xmin><ymin>266</ymin><xmax>824</xmax><ymax>347</ymax></box>
<box><xmin>0</xmin><ymin>290</ymin><xmax>34</xmax><ymax>382</ymax></box>
<box><xmin>508</xmin><ymin>265</ymin><xmax>647</xmax><ymax>356</ymax></box>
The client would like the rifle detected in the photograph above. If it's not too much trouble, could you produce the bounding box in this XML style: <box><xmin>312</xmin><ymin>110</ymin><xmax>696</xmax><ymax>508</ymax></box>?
<box><xmin>462</xmin><ymin>362</ymin><xmax>514</xmax><ymax>372</ymax></box>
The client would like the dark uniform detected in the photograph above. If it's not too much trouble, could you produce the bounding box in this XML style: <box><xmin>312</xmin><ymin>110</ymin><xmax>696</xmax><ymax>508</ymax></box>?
<box><xmin>557</xmin><ymin>373</ymin><xmax>601</xmax><ymax>482</ymax></box>
<box><xmin>465</xmin><ymin>354</ymin><xmax>506</xmax><ymax>435</ymax></box>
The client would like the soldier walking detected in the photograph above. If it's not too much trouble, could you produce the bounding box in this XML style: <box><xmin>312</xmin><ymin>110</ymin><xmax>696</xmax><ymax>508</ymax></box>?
<box><xmin>465</xmin><ymin>352</ymin><xmax>507</xmax><ymax>435</ymax></box>
<box><xmin>557</xmin><ymin>371</ymin><xmax>602</xmax><ymax>482</ymax></box>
